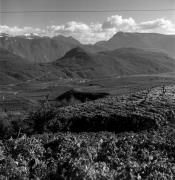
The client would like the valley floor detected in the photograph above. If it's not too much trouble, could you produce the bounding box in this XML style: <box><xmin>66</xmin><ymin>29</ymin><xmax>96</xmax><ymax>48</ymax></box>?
<box><xmin>1</xmin><ymin>72</ymin><xmax>175</xmax><ymax>113</ymax></box>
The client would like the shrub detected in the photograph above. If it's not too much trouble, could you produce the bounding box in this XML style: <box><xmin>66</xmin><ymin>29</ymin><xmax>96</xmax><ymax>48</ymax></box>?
<box><xmin>24</xmin><ymin>102</ymin><xmax>57</xmax><ymax>135</ymax></box>
<box><xmin>0</xmin><ymin>112</ymin><xmax>26</xmax><ymax>139</ymax></box>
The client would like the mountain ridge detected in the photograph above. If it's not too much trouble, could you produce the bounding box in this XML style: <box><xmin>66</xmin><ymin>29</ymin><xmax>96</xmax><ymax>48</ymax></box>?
<box><xmin>1</xmin><ymin>45</ymin><xmax>175</xmax><ymax>84</ymax></box>
<box><xmin>0</xmin><ymin>32</ymin><xmax>175</xmax><ymax>63</ymax></box>
<box><xmin>96</xmin><ymin>32</ymin><xmax>175</xmax><ymax>58</ymax></box>
<box><xmin>53</xmin><ymin>46</ymin><xmax>175</xmax><ymax>79</ymax></box>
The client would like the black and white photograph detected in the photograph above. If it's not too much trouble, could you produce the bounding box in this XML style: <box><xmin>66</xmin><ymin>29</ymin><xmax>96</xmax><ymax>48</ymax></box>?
<box><xmin>0</xmin><ymin>0</ymin><xmax>175</xmax><ymax>179</ymax></box>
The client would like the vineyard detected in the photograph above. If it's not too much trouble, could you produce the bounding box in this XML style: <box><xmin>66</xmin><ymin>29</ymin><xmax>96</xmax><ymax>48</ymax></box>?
<box><xmin>1</xmin><ymin>85</ymin><xmax>175</xmax><ymax>179</ymax></box>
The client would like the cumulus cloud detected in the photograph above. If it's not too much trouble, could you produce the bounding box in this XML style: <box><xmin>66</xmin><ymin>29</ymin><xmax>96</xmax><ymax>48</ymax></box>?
<box><xmin>0</xmin><ymin>15</ymin><xmax>175</xmax><ymax>44</ymax></box>
<box><xmin>138</xmin><ymin>18</ymin><xmax>175</xmax><ymax>34</ymax></box>
<box><xmin>102</xmin><ymin>15</ymin><xmax>136</xmax><ymax>31</ymax></box>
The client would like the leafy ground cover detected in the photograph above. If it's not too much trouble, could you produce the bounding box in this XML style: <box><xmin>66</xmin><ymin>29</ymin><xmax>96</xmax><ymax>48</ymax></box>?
<box><xmin>1</xmin><ymin>126</ymin><xmax>175</xmax><ymax>179</ymax></box>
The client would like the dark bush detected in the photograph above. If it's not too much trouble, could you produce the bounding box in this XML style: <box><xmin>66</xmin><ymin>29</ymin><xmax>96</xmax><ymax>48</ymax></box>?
<box><xmin>0</xmin><ymin>117</ymin><xmax>12</xmax><ymax>139</ymax></box>
<box><xmin>24</xmin><ymin>102</ymin><xmax>57</xmax><ymax>134</ymax></box>
<box><xmin>0</xmin><ymin>113</ymin><xmax>25</xmax><ymax>139</ymax></box>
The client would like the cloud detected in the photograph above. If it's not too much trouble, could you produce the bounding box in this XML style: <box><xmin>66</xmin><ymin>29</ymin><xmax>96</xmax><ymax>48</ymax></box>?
<box><xmin>0</xmin><ymin>25</ymin><xmax>45</xmax><ymax>36</ymax></box>
<box><xmin>0</xmin><ymin>15</ymin><xmax>175</xmax><ymax>44</ymax></box>
<box><xmin>138</xmin><ymin>18</ymin><xmax>175</xmax><ymax>34</ymax></box>
<box><xmin>102</xmin><ymin>15</ymin><xmax>136</xmax><ymax>31</ymax></box>
<box><xmin>46</xmin><ymin>22</ymin><xmax>104</xmax><ymax>44</ymax></box>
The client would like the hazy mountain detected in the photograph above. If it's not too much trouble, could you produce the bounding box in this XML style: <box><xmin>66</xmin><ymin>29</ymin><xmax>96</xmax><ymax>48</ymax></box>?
<box><xmin>1</xmin><ymin>45</ymin><xmax>175</xmax><ymax>84</ymax></box>
<box><xmin>0</xmin><ymin>48</ymin><xmax>46</xmax><ymax>84</ymax></box>
<box><xmin>0</xmin><ymin>34</ymin><xmax>81</xmax><ymax>63</ymax></box>
<box><xmin>0</xmin><ymin>48</ymin><xmax>68</xmax><ymax>84</ymax></box>
<box><xmin>1</xmin><ymin>32</ymin><xmax>175</xmax><ymax>83</ymax></box>
<box><xmin>53</xmin><ymin>47</ymin><xmax>175</xmax><ymax>79</ymax></box>
<box><xmin>0</xmin><ymin>32</ymin><xmax>175</xmax><ymax>64</ymax></box>
<box><xmin>95</xmin><ymin>32</ymin><xmax>175</xmax><ymax>58</ymax></box>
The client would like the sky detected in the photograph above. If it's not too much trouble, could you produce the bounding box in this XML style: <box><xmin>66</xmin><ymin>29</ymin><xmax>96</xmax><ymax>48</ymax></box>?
<box><xmin>0</xmin><ymin>0</ymin><xmax>175</xmax><ymax>43</ymax></box>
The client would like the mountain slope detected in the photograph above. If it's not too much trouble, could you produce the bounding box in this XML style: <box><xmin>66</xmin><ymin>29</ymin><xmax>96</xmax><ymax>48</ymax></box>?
<box><xmin>0</xmin><ymin>34</ymin><xmax>81</xmax><ymax>63</ymax></box>
<box><xmin>0</xmin><ymin>48</ymin><xmax>68</xmax><ymax>84</ymax></box>
<box><xmin>0</xmin><ymin>48</ymin><xmax>46</xmax><ymax>84</ymax></box>
<box><xmin>95</xmin><ymin>32</ymin><xmax>175</xmax><ymax>58</ymax></box>
<box><xmin>54</xmin><ymin>47</ymin><xmax>175</xmax><ymax>79</ymax></box>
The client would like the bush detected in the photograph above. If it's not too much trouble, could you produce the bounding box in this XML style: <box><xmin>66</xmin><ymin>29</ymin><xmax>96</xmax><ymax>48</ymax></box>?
<box><xmin>0</xmin><ymin>112</ymin><xmax>26</xmax><ymax>139</ymax></box>
<box><xmin>0</xmin><ymin>117</ymin><xmax>12</xmax><ymax>139</ymax></box>
<box><xmin>24</xmin><ymin>102</ymin><xmax>57</xmax><ymax>135</ymax></box>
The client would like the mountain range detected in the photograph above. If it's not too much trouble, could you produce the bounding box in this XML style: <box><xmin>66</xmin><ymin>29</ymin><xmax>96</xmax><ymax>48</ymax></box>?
<box><xmin>0</xmin><ymin>32</ymin><xmax>175</xmax><ymax>84</ymax></box>
<box><xmin>0</xmin><ymin>32</ymin><xmax>175</xmax><ymax>63</ymax></box>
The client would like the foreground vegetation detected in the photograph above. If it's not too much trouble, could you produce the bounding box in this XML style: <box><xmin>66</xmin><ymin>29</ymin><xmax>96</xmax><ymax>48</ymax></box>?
<box><xmin>1</xmin><ymin>85</ymin><xmax>175</xmax><ymax>179</ymax></box>
<box><xmin>1</xmin><ymin>127</ymin><xmax>175</xmax><ymax>179</ymax></box>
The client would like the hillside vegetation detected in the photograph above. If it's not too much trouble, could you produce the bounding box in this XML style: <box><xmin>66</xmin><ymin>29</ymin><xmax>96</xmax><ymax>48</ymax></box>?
<box><xmin>1</xmin><ymin>85</ymin><xmax>175</xmax><ymax>179</ymax></box>
<box><xmin>1</xmin><ymin>85</ymin><xmax>175</xmax><ymax>138</ymax></box>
